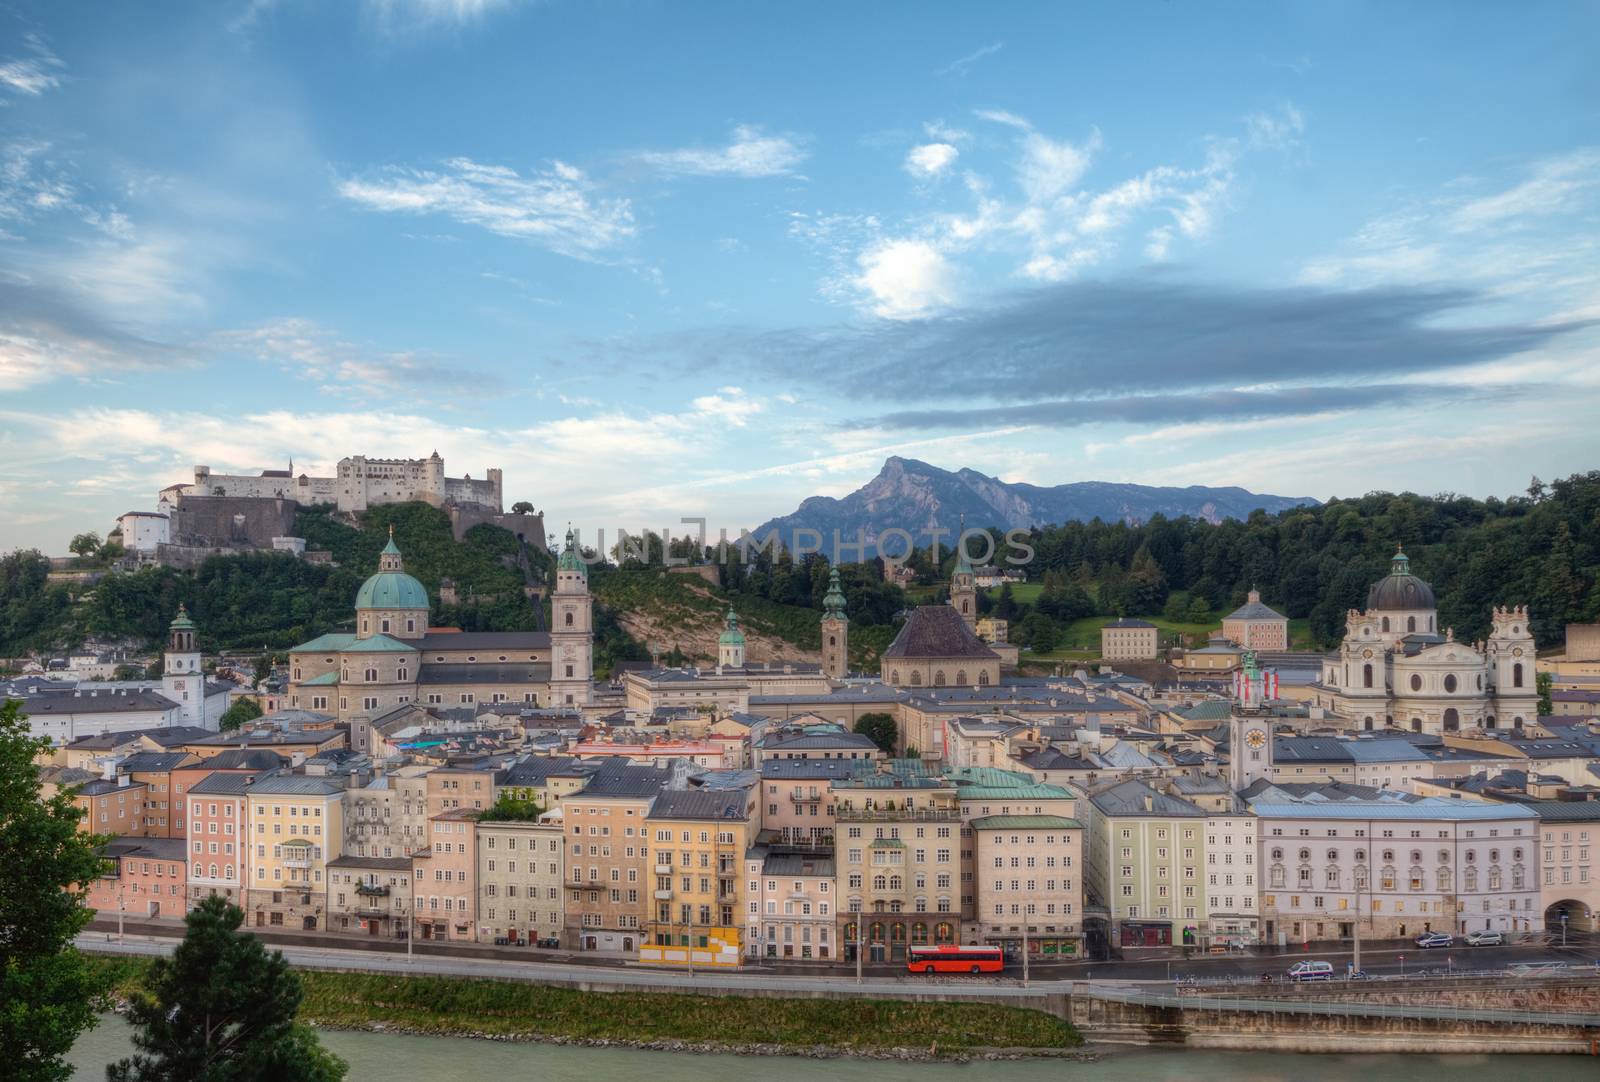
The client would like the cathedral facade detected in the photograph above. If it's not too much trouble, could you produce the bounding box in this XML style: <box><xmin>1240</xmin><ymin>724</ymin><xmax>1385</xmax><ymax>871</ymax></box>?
<box><xmin>1314</xmin><ymin>548</ymin><xmax>1538</xmax><ymax>733</ymax></box>
<box><xmin>286</xmin><ymin>530</ymin><xmax>592</xmax><ymax>749</ymax></box>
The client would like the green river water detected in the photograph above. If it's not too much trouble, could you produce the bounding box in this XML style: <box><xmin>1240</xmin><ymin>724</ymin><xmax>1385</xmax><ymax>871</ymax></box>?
<box><xmin>65</xmin><ymin>1015</ymin><xmax>1599</xmax><ymax>1081</ymax></box>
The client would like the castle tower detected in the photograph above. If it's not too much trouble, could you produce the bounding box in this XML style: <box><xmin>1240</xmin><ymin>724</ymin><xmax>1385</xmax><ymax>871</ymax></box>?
<box><xmin>1486</xmin><ymin>604</ymin><xmax>1538</xmax><ymax>728</ymax></box>
<box><xmin>718</xmin><ymin>607</ymin><xmax>746</xmax><ymax>670</ymax></box>
<box><xmin>550</xmin><ymin>528</ymin><xmax>593</xmax><ymax>707</ymax></box>
<box><xmin>821</xmin><ymin>567</ymin><xmax>849</xmax><ymax>680</ymax></box>
<box><xmin>950</xmin><ymin>513</ymin><xmax>977</xmax><ymax>630</ymax></box>
<box><xmin>161</xmin><ymin>605</ymin><xmax>206</xmax><ymax>728</ymax></box>
<box><xmin>1228</xmin><ymin>651</ymin><xmax>1275</xmax><ymax>792</ymax></box>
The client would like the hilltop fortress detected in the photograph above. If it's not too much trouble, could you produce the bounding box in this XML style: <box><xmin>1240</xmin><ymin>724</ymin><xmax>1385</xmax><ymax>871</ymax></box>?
<box><xmin>162</xmin><ymin>451</ymin><xmax>502</xmax><ymax>514</ymax></box>
<box><xmin>116</xmin><ymin>451</ymin><xmax>542</xmax><ymax>567</ymax></box>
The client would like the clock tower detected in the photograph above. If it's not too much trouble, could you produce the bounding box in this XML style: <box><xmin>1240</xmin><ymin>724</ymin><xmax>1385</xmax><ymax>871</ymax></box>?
<box><xmin>1228</xmin><ymin>650</ymin><xmax>1275</xmax><ymax>792</ymax></box>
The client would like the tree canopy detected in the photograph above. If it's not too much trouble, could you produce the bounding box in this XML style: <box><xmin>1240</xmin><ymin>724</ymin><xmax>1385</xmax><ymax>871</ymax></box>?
<box><xmin>852</xmin><ymin>712</ymin><xmax>898</xmax><ymax>754</ymax></box>
<box><xmin>0</xmin><ymin>699</ymin><xmax>109</xmax><ymax>1082</ymax></box>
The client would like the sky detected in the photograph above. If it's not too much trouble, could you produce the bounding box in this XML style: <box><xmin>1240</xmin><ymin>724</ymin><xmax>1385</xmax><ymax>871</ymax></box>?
<box><xmin>2</xmin><ymin>1</ymin><xmax>1598</xmax><ymax>553</ymax></box>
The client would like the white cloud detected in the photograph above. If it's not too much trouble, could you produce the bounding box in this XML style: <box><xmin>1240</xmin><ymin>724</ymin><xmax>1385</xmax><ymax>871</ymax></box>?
<box><xmin>924</xmin><ymin>120</ymin><xmax>970</xmax><ymax>144</ymax></box>
<box><xmin>1244</xmin><ymin>103</ymin><xmax>1305</xmax><ymax>150</ymax></box>
<box><xmin>1017</xmin><ymin>127</ymin><xmax>1101</xmax><ymax>203</ymax></box>
<box><xmin>635</xmin><ymin>125</ymin><xmax>807</xmax><ymax>179</ymax></box>
<box><xmin>0</xmin><ymin>35</ymin><xmax>64</xmax><ymax>98</ymax></box>
<box><xmin>0</xmin><ymin>141</ymin><xmax>76</xmax><ymax>222</ymax></box>
<box><xmin>935</xmin><ymin>41</ymin><xmax>1004</xmax><ymax>77</ymax></box>
<box><xmin>905</xmin><ymin>142</ymin><xmax>959</xmax><ymax>179</ymax></box>
<box><xmin>338</xmin><ymin>157</ymin><xmax>634</xmax><ymax>259</ymax></box>
<box><xmin>219</xmin><ymin>317</ymin><xmax>503</xmax><ymax>399</ymax></box>
<box><xmin>690</xmin><ymin>387</ymin><xmax>763</xmax><ymax>426</ymax></box>
<box><xmin>973</xmin><ymin>108</ymin><xmax>1033</xmax><ymax>131</ymax></box>
<box><xmin>851</xmin><ymin>238</ymin><xmax>957</xmax><ymax>319</ymax></box>
<box><xmin>365</xmin><ymin>0</ymin><xmax>525</xmax><ymax>25</ymax></box>
<box><xmin>1446</xmin><ymin>148</ymin><xmax>1600</xmax><ymax>233</ymax></box>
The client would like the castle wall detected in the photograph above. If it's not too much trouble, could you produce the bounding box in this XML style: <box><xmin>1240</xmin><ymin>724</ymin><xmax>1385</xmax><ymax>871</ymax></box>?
<box><xmin>166</xmin><ymin>495</ymin><xmax>299</xmax><ymax>549</ymax></box>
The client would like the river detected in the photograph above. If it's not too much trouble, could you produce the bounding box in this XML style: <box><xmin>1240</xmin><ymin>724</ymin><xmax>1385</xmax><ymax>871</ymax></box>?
<box><xmin>65</xmin><ymin>1016</ymin><xmax>1598</xmax><ymax>1080</ymax></box>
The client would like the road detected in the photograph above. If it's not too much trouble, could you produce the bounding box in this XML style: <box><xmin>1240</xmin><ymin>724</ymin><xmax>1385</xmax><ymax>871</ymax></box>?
<box><xmin>85</xmin><ymin>917</ymin><xmax>1600</xmax><ymax>984</ymax></box>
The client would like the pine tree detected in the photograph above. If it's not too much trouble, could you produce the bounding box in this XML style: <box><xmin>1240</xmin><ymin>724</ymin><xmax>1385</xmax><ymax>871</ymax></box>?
<box><xmin>0</xmin><ymin>699</ymin><xmax>109</xmax><ymax>1082</ymax></box>
<box><xmin>108</xmin><ymin>896</ymin><xmax>346</xmax><ymax>1081</ymax></box>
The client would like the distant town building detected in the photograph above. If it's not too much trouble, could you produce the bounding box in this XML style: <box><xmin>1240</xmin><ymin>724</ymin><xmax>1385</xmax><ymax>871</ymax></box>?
<box><xmin>167</xmin><ymin>451</ymin><xmax>502</xmax><ymax>514</ymax></box>
<box><xmin>1222</xmin><ymin>589</ymin><xmax>1289</xmax><ymax>651</ymax></box>
<box><xmin>1100</xmin><ymin>619</ymin><xmax>1159</xmax><ymax>661</ymax></box>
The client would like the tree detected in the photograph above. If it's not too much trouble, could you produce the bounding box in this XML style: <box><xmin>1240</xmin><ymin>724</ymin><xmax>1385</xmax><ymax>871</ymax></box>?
<box><xmin>252</xmin><ymin>654</ymin><xmax>273</xmax><ymax>686</ymax></box>
<box><xmin>0</xmin><ymin>699</ymin><xmax>108</xmax><ymax>1082</ymax></box>
<box><xmin>511</xmin><ymin>501</ymin><xmax>535</xmax><ymax>515</ymax></box>
<box><xmin>1537</xmin><ymin>670</ymin><xmax>1554</xmax><ymax>717</ymax></box>
<box><xmin>1185</xmin><ymin>597</ymin><xmax>1212</xmax><ymax>624</ymax></box>
<box><xmin>993</xmin><ymin>581</ymin><xmax>1019</xmax><ymax>622</ymax></box>
<box><xmin>108</xmin><ymin>896</ymin><xmax>346</xmax><ymax>1082</ymax></box>
<box><xmin>852</xmin><ymin>712</ymin><xmax>898</xmax><ymax>754</ymax></box>
<box><xmin>218</xmin><ymin>698</ymin><xmax>263</xmax><ymax>732</ymax></box>
<box><xmin>1019</xmin><ymin>611</ymin><xmax>1058</xmax><ymax>653</ymax></box>
<box><xmin>478</xmin><ymin>793</ymin><xmax>544</xmax><ymax>822</ymax></box>
<box><xmin>68</xmin><ymin>533</ymin><xmax>101</xmax><ymax>557</ymax></box>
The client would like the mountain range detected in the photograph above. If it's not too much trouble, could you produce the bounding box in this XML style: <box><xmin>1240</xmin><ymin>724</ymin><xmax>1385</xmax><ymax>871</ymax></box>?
<box><xmin>750</xmin><ymin>457</ymin><xmax>1317</xmax><ymax>553</ymax></box>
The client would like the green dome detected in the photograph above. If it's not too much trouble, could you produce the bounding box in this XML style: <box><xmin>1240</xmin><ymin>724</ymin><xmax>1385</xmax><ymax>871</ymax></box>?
<box><xmin>356</xmin><ymin>570</ymin><xmax>430</xmax><ymax>611</ymax></box>
<box><xmin>718</xmin><ymin>607</ymin><xmax>745</xmax><ymax>646</ymax></box>
<box><xmin>822</xmin><ymin>568</ymin><xmax>848</xmax><ymax>623</ymax></box>
<box><xmin>557</xmin><ymin>527</ymin><xmax>588</xmax><ymax>575</ymax></box>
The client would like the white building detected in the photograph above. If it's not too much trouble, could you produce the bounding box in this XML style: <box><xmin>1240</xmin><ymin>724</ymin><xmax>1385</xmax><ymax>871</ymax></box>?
<box><xmin>1315</xmin><ymin>547</ymin><xmax>1538</xmax><ymax>733</ymax></box>
<box><xmin>164</xmin><ymin>450</ymin><xmax>501</xmax><ymax>513</ymax></box>
<box><xmin>116</xmin><ymin>511</ymin><xmax>170</xmax><ymax>553</ymax></box>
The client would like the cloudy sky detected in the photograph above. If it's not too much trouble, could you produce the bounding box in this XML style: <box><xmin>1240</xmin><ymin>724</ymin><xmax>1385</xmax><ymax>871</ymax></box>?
<box><xmin>2</xmin><ymin>1</ymin><xmax>1597</xmax><ymax>552</ymax></box>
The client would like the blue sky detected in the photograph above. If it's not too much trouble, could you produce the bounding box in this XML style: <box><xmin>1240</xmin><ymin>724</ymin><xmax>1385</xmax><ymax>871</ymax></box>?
<box><xmin>2</xmin><ymin>1</ymin><xmax>1598</xmax><ymax>552</ymax></box>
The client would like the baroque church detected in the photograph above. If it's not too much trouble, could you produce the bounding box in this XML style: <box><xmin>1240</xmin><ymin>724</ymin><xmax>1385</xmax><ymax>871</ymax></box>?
<box><xmin>286</xmin><ymin>529</ymin><xmax>593</xmax><ymax>750</ymax></box>
<box><xmin>1313</xmin><ymin>547</ymin><xmax>1538</xmax><ymax>733</ymax></box>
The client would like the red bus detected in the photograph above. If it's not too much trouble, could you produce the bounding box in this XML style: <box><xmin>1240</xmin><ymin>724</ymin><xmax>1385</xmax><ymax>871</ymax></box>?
<box><xmin>906</xmin><ymin>945</ymin><xmax>1005</xmax><ymax>974</ymax></box>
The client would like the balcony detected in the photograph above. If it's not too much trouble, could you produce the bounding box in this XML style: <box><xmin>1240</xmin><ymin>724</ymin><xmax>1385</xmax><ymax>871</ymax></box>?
<box><xmin>788</xmin><ymin>791</ymin><xmax>824</xmax><ymax>804</ymax></box>
<box><xmin>283</xmin><ymin>856</ymin><xmax>313</xmax><ymax>869</ymax></box>
<box><xmin>654</xmin><ymin>864</ymin><xmax>673</xmax><ymax>875</ymax></box>
<box><xmin>653</xmin><ymin>889</ymin><xmax>673</xmax><ymax>901</ymax></box>
<box><xmin>355</xmin><ymin>883</ymin><xmax>391</xmax><ymax>898</ymax></box>
<box><xmin>834</xmin><ymin>806</ymin><xmax>960</xmax><ymax>822</ymax></box>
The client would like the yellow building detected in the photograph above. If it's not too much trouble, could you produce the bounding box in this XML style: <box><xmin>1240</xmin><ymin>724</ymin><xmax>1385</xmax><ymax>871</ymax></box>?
<box><xmin>244</xmin><ymin>775</ymin><xmax>345</xmax><ymax>930</ymax></box>
<box><xmin>640</xmin><ymin>788</ymin><xmax>756</xmax><ymax>967</ymax></box>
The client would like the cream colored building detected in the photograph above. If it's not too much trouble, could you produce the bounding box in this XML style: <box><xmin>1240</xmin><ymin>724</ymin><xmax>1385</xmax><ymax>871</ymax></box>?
<box><xmin>478</xmin><ymin>818</ymin><xmax>565</xmax><ymax>945</ymax></box>
<box><xmin>643</xmin><ymin>788</ymin><xmax>756</xmax><ymax>967</ymax></box>
<box><xmin>562</xmin><ymin>765</ymin><xmax>664</xmax><ymax>954</ymax></box>
<box><xmin>1222</xmin><ymin>590</ymin><xmax>1289</xmax><ymax>651</ymax></box>
<box><xmin>1100</xmin><ymin>619</ymin><xmax>1159</xmax><ymax>661</ymax></box>
<box><xmin>744</xmin><ymin>844</ymin><xmax>837</xmax><ymax>961</ymax></box>
<box><xmin>1532</xmin><ymin>803</ymin><xmax>1597</xmax><ymax>934</ymax></box>
<box><xmin>244</xmin><ymin>775</ymin><xmax>345</xmax><ymax>931</ymax></box>
<box><xmin>971</xmin><ymin>814</ymin><xmax>1084</xmax><ymax>957</ymax></box>
<box><xmin>327</xmin><ymin>854</ymin><xmax>412</xmax><ymax>938</ymax></box>
<box><xmin>413</xmin><ymin>808</ymin><xmax>479</xmax><ymax>942</ymax></box>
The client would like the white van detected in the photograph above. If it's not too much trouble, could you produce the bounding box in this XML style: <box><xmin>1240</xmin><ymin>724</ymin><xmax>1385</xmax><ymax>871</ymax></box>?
<box><xmin>1287</xmin><ymin>960</ymin><xmax>1334</xmax><ymax>981</ymax></box>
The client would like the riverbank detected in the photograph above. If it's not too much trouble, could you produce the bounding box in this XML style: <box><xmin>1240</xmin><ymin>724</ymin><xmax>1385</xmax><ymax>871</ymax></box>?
<box><xmin>86</xmin><ymin>955</ymin><xmax>1086</xmax><ymax>1061</ymax></box>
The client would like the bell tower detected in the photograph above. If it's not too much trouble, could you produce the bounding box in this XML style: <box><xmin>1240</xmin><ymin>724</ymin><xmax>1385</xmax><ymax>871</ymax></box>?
<box><xmin>549</xmin><ymin>528</ymin><xmax>593</xmax><ymax>707</ymax></box>
<box><xmin>1228</xmin><ymin>651</ymin><xmax>1275</xmax><ymax>792</ymax></box>
<box><xmin>820</xmin><ymin>567</ymin><xmax>849</xmax><ymax>680</ymax></box>
<box><xmin>950</xmin><ymin>513</ymin><xmax>977</xmax><ymax>630</ymax></box>
<box><xmin>161</xmin><ymin>605</ymin><xmax>206</xmax><ymax>728</ymax></box>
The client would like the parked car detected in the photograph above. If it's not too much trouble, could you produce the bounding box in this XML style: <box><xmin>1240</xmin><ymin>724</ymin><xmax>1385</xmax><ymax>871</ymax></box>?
<box><xmin>1465</xmin><ymin>929</ymin><xmax>1503</xmax><ymax>946</ymax></box>
<box><xmin>1287</xmin><ymin>961</ymin><xmax>1334</xmax><ymax>981</ymax></box>
<box><xmin>1414</xmin><ymin>931</ymin><xmax>1453</xmax><ymax>948</ymax></box>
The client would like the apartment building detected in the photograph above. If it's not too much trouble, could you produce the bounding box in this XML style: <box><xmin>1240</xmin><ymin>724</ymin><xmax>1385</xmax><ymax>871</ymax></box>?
<box><xmin>426</xmin><ymin>764</ymin><xmax>499</xmax><ymax>816</ymax></box>
<box><xmin>243</xmin><ymin>775</ymin><xmax>345</xmax><ymax>930</ymax></box>
<box><xmin>413</xmin><ymin>807</ymin><xmax>480</xmax><ymax>941</ymax></box>
<box><xmin>1100</xmin><ymin>619</ymin><xmax>1159</xmax><ymax>661</ymax></box>
<box><xmin>562</xmin><ymin>765</ymin><xmax>668</xmax><ymax>954</ymax></box>
<box><xmin>831</xmin><ymin>765</ymin><xmax>963</xmax><ymax>960</ymax></box>
<box><xmin>756</xmin><ymin>759</ymin><xmax>854</xmax><ymax>847</ymax></box>
<box><xmin>184</xmin><ymin>772</ymin><xmax>257</xmax><ymax>910</ymax></box>
<box><xmin>970</xmin><ymin>814</ymin><xmax>1083</xmax><ymax>957</ymax></box>
<box><xmin>69</xmin><ymin>776</ymin><xmax>147</xmax><ymax>837</ymax></box>
<box><xmin>642</xmin><ymin>789</ymin><xmax>755</xmax><ymax>967</ymax></box>
<box><xmin>478</xmin><ymin>818</ymin><xmax>565</xmax><ymax>945</ymax></box>
<box><xmin>1081</xmin><ymin>779</ymin><xmax>1208</xmax><ymax>948</ymax></box>
<box><xmin>117</xmin><ymin>751</ymin><xmax>200</xmax><ymax>836</ymax></box>
<box><xmin>1528</xmin><ymin>802</ymin><xmax>1597</xmax><ymax>935</ymax></box>
<box><xmin>744</xmin><ymin>842</ymin><xmax>836</xmax><ymax>961</ymax></box>
<box><xmin>86</xmin><ymin>837</ymin><xmax>188</xmax><ymax>920</ymax></box>
<box><xmin>1247</xmin><ymin>785</ymin><xmax>1541</xmax><ymax>941</ymax></box>
<box><xmin>327</xmin><ymin>854</ymin><xmax>412</xmax><ymax>938</ymax></box>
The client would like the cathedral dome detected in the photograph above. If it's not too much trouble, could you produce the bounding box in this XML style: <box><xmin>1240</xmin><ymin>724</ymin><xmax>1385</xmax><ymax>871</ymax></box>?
<box><xmin>356</xmin><ymin>535</ymin><xmax>429</xmax><ymax>611</ymax></box>
<box><xmin>1366</xmin><ymin>546</ymin><xmax>1435</xmax><ymax>612</ymax></box>
<box><xmin>718</xmin><ymin>608</ymin><xmax>746</xmax><ymax>646</ymax></box>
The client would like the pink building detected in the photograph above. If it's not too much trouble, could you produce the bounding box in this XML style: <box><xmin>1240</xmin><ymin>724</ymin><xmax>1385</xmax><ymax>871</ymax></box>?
<box><xmin>87</xmin><ymin>837</ymin><xmax>189</xmax><ymax>920</ymax></box>
<box><xmin>757</xmin><ymin>760</ymin><xmax>856</xmax><ymax>846</ymax></box>
<box><xmin>413</xmin><ymin>808</ymin><xmax>480</xmax><ymax>941</ymax></box>
<box><xmin>185</xmin><ymin>771</ymin><xmax>261</xmax><ymax>910</ymax></box>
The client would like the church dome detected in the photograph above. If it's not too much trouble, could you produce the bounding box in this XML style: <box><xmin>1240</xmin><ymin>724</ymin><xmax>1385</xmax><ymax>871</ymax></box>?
<box><xmin>356</xmin><ymin>535</ymin><xmax>429</xmax><ymax>611</ymax></box>
<box><xmin>1366</xmin><ymin>546</ymin><xmax>1435</xmax><ymax>612</ymax></box>
<box><xmin>718</xmin><ymin>608</ymin><xmax>745</xmax><ymax>646</ymax></box>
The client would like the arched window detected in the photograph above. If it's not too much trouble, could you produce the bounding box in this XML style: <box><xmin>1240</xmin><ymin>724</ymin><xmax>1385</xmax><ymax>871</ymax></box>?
<box><xmin>1488</xmin><ymin>866</ymin><xmax>1502</xmax><ymax>891</ymax></box>
<box><xmin>911</xmin><ymin>922</ymin><xmax>928</xmax><ymax>944</ymax></box>
<box><xmin>1463</xmin><ymin>867</ymin><xmax>1478</xmax><ymax>891</ymax></box>
<box><xmin>935</xmin><ymin>921</ymin><xmax>955</xmax><ymax>943</ymax></box>
<box><xmin>872</xmin><ymin>875</ymin><xmax>886</xmax><ymax>891</ymax></box>
<box><xmin>1443</xmin><ymin>708</ymin><xmax>1459</xmax><ymax>730</ymax></box>
<box><xmin>1409</xmin><ymin>674</ymin><xmax>1422</xmax><ymax>692</ymax></box>
<box><xmin>1381</xmin><ymin>617</ymin><xmax>1390</xmax><ymax>632</ymax></box>
<box><xmin>909</xmin><ymin>671</ymin><xmax>922</xmax><ymax>686</ymax></box>
<box><xmin>1436</xmin><ymin>867</ymin><xmax>1451</xmax><ymax>890</ymax></box>
<box><xmin>1298</xmin><ymin>848</ymin><xmax>1311</xmax><ymax>861</ymax></box>
<box><xmin>1298</xmin><ymin>864</ymin><xmax>1313</xmax><ymax>885</ymax></box>
<box><xmin>890</xmin><ymin>670</ymin><xmax>900</xmax><ymax>684</ymax></box>
<box><xmin>889</xmin><ymin>875</ymin><xmax>902</xmax><ymax>891</ymax></box>
<box><xmin>1363</xmin><ymin>717</ymin><xmax>1374</xmax><ymax>730</ymax></box>
<box><xmin>977</xmin><ymin>670</ymin><xmax>991</xmax><ymax>686</ymax></box>
<box><xmin>1353</xmin><ymin>864</ymin><xmax>1368</xmax><ymax>890</ymax></box>
<box><xmin>829</xmin><ymin>635</ymin><xmax>836</xmax><ymax>647</ymax></box>
<box><xmin>1512</xmin><ymin>663</ymin><xmax>1523</xmax><ymax>688</ymax></box>
<box><xmin>1270</xmin><ymin>848</ymin><xmax>1284</xmax><ymax>860</ymax></box>
<box><xmin>564</xmin><ymin>612</ymin><xmax>573</xmax><ymax>626</ymax></box>
<box><xmin>1444</xmin><ymin>673</ymin><xmax>1457</xmax><ymax>693</ymax></box>
<box><xmin>1363</xmin><ymin>664</ymin><xmax>1373</xmax><ymax>688</ymax></box>
<box><xmin>1380</xmin><ymin>865</ymin><xmax>1396</xmax><ymax>890</ymax></box>
<box><xmin>1407</xmin><ymin>616</ymin><xmax>1416</xmax><ymax>633</ymax></box>
<box><xmin>933</xmin><ymin>670</ymin><xmax>945</xmax><ymax>687</ymax></box>
<box><xmin>955</xmin><ymin>670</ymin><xmax>966</xmax><ymax>685</ymax></box>
<box><xmin>1512</xmin><ymin>864</ymin><xmax>1525</xmax><ymax>890</ymax></box>
<box><xmin>1325</xmin><ymin>866</ymin><xmax>1340</xmax><ymax>888</ymax></box>
<box><xmin>1269</xmin><ymin>864</ymin><xmax>1286</xmax><ymax>889</ymax></box>
<box><xmin>1408</xmin><ymin>865</ymin><xmax>1424</xmax><ymax>890</ymax></box>
<box><xmin>1327</xmin><ymin>849</ymin><xmax>1339</xmax><ymax>861</ymax></box>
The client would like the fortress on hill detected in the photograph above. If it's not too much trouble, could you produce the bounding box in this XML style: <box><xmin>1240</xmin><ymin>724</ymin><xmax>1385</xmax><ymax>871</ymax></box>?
<box><xmin>162</xmin><ymin>451</ymin><xmax>502</xmax><ymax>514</ymax></box>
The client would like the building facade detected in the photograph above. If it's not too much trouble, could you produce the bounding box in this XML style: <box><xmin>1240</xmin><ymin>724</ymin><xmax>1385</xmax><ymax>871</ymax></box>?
<box><xmin>970</xmin><ymin>814</ymin><xmax>1084</xmax><ymax>957</ymax></box>
<box><xmin>477</xmin><ymin>818</ymin><xmax>565</xmax><ymax>945</ymax></box>
<box><xmin>243</xmin><ymin>775</ymin><xmax>345</xmax><ymax>931</ymax></box>
<box><xmin>1100</xmin><ymin>619</ymin><xmax>1159</xmax><ymax>661</ymax></box>
<box><xmin>175</xmin><ymin>451</ymin><xmax>501</xmax><ymax>513</ymax></box>
<box><xmin>1222</xmin><ymin>590</ymin><xmax>1289</xmax><ymax>651</ymax></box>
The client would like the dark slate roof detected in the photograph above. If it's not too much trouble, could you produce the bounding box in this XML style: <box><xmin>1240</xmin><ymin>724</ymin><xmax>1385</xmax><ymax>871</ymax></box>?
<box><xmin>11</xmin><ymin>690</ymin><xmax>178</xmax><ymax>714</ymax></box>
<box><xmin>1017</xmin><ymin>746</ymin><xmax>1099</xmax><ymax>771</ymax></box>
<box><xmin>1225</xmin><ymin>598</ymin><xmax>1286</xmax><ymax>621</ymax></box>
<box><xmin>576</xmin><ymin>763</ymin><xmax>671</xmax><ymax>799</ymax></box>
<box><xmin>759</xmin><ymin>759</ymin><xmax>861</xmax><ymax>780</ymax></box>
<box><xmin>193</xmin><ymin>749</ymin><xmax>288</xmax><ymax>771</ymax></box>
<box><xmin>1087</xmin><ymin>779</ymin><xmax>1205</xmax><ymax>818</ymax></box>
<box><xmin>417</xmin><ymin>662</ymin><xmax>552</xmax><ymax>685</ymax></box>
<box><xmin>187</xmin><ymin>771</ymin><xmax>269</xmax><ymax>796</ymax></box>
<box><xmin>759</xmin><ymin>731</ymin><xmax>879</xmax><ymax>751</ymax></box>
<box><xmin>1525</xmin><ymin>801</ymin><xmax>1600</xmax><ymax>821</ymax></box>
<box><xmin>762</xmin><ymin>850</ymin><xmax>834</xmax><ymax>876</ymax></box>
<box><xmin>117</xmin><ymin>751</ymin><xmax>195</xmax><ymax>772</ymax></box>
<box><xmin>419</xmin><ymin>631</ymin><xmax>551</xmax><ymax>652</ymax></box>
<box><xmin>73</xmin><ymin>778</ymin><xmax>146</xmax><ymax>796</ymax></box>
<box><xmin>104</xmin><ymin>836</ymin><xmax>188</xmax><ymax>861</ymax></box>
<box><xmin>882</xmin><ymin>606</ymin><xmax>999</xmax><ymax>661</ymax></box>
<box><xmin>328</xmin><ymin>855</ymin><xmax>413</xmax><ymax>870</ymax></box>
<box><xmin>1102</xmin><ymin>618</ymin><xmax>1157</xmax><ymax>629</ymax></box>
<box><xmin>500</xmin><ymin>756</ymin><xmax>587</xmax><ymax>786</ymax></box>
<box><xmin>648</xmin><ymin>789</ymin><xmax>750</xmax><ymax>821</ymax></box>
